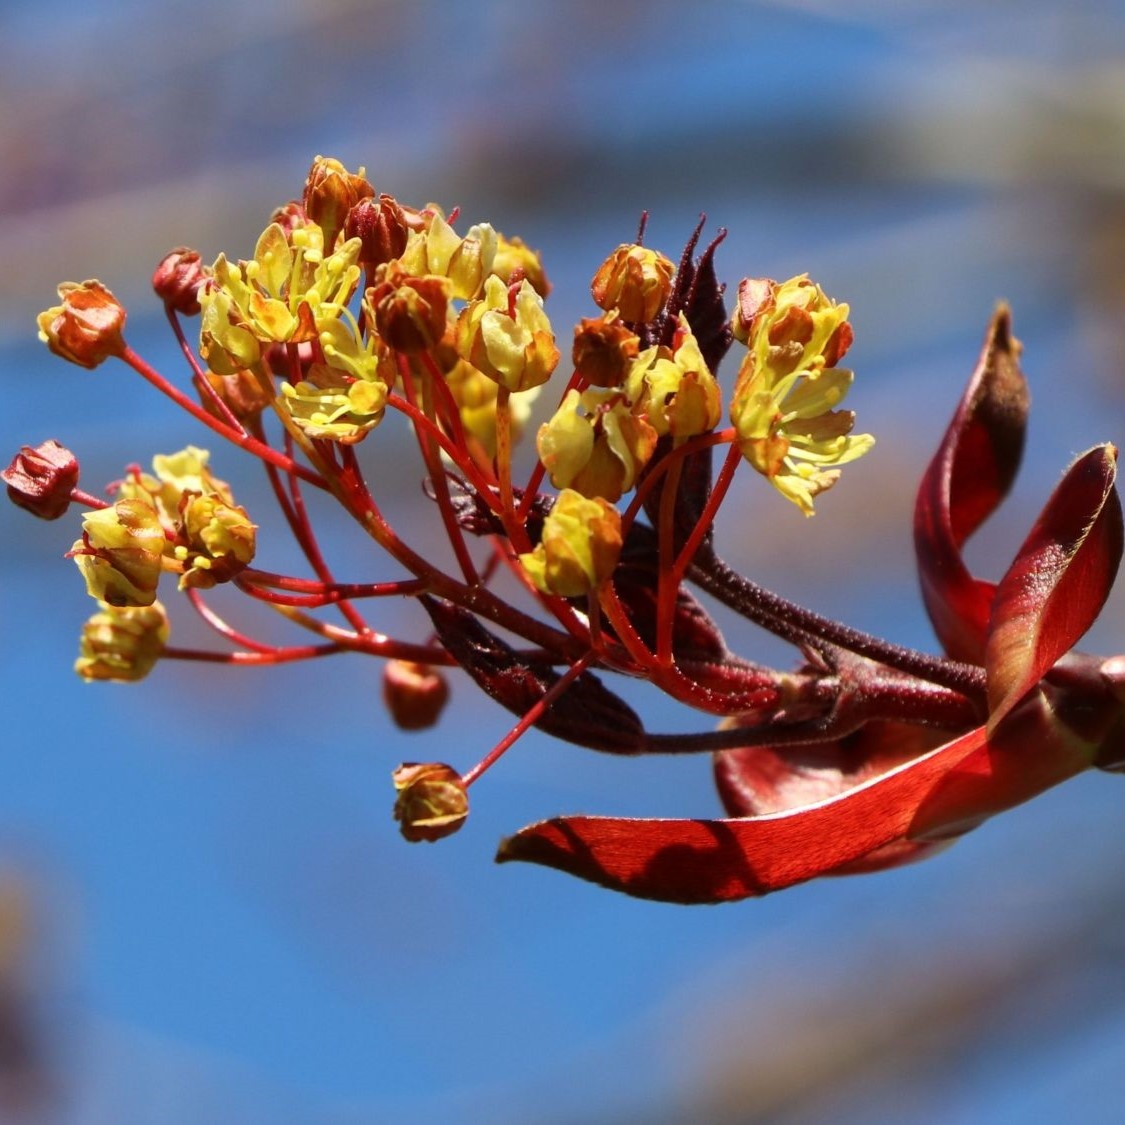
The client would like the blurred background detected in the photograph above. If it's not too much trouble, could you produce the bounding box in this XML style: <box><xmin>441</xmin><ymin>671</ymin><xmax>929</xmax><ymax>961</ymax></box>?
<box><xmin>4</xmin><ymin>1</ymin><xmax>1125</xmax><ymax>1121</ymax></box>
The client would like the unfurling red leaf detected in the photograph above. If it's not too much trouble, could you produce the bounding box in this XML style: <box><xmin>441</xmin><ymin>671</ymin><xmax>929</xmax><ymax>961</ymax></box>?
<box><xmin>914</xmin><ymin>308</ymin><xmax>1029</xmax><ymax>663</ymax></box>
<box><xmin>714</xmin><ymin>721</ymin><xmax>949</xmax><ymax>875</ymax></box>
<box><xmin>420</xmin><ymin>597</ymin><xmax>646</xmax><ymax>754</ymax></box>
<box><xmin>497</xmin><ymin>725</ymin><xmax>993</xmax><ymax>903</ymax></box>
<box><xmin>985</xmin><ymin>444</ymin><xmax>1122</xmax><ymax>729</ymax></box>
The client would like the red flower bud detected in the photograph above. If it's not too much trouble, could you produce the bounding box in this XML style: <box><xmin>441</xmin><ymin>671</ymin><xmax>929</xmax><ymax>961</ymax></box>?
<box><xmin>382</xmin><ymin>660</ymin><xmax>450</xmax><ymax>730</ymax></box>
<box><xmin>152</xmin><ymin>247</ymin><xmax>207</xmax><ymax>316</ymax></box>
<box><xmin>344</xmin><ymin>194</ymin><xmax>410</xmax><ymax>269</ymax></box>
<box><xmin>3</xmin><ymin>440</ymin><xmax>80</xmax><ymax>519</ymax></box>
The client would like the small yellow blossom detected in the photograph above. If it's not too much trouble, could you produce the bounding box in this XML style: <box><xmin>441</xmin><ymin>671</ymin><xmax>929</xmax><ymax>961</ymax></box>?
<box><xmin>72</xmin><ymin>498</ymin><xmax>166</xmax><ymax>607</ymax></box>
<box><xmin>75</xmin><ymin>601</ymin><xmax>169</xmax><ymax>683</ymax></box>
<box><xmin>536</xmin><ymin>388</ymin><xmax>657</xmax><ymax>502</ymax></box>
<box><xmin>398</xmin><ymin>211</ymin><xmax>498</xmax><ymax>300</ymax></box>
<box><xmin>625</xmin><ymin>314</ymin><xmax>721</xmax><ymax>440</ymax></box>
<box><xmin>279</xmin><ymin>365</ymin><xmax>388</xmax><ymax>444</ymax></box>
<box><xmin>199</xmin><ymin>220</ymin><xmax>362</xmax><ymax>372</ymax></box>
<box><xmin>455</xmin><ymin>275</ymin><xmax>559</xmax><ymax>393</ymax></box>
<box><xmin>729</xmin><ymin>275</ymin><xmax>873</xmax><ymax>516</ymax></box>
<box><xmin>491</xmin><ymin>233</ymin><xmax>550</xmax><ymax>297</ymax></box>
<box><xmin>177</xmin><ymin>492</ymin><xmax>256</xmax><ymax>590</ymax></box>
<box><xmin>519</xmin><ymin>488</ymin><xmax>623</xmax><ymax>597</ymax></box>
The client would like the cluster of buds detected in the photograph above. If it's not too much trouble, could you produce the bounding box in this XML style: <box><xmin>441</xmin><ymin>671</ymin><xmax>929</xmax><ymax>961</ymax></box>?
<box><xmin>8</xmin><ymin>155</ymin><xmax>1125</xmax><ymax>903</ymax></box>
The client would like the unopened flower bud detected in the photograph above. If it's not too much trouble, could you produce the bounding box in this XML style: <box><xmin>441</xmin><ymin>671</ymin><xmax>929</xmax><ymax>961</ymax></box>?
<box><xmin>369</xmin><ymin>269</ymin><xmax>451</xmax><ymax>353</ymax></box>
<box><xmin>75</xmin><ymin>601</ymin><xmax>169</xmax><ymax>682</ymax></box>
<box><xmin>303</xmin><ymin>155</ymin><xmax>374</xmax><ymax>250</ymax></box>
<box><xmin>519</xmin><ymin>488</ymin><xmax>623</xmax><ymax>597</ymax></box>
<box><xmin>591</xmin><ymin>244</ymin><xmax>674</xmax><ymax>323</ymax></box>
<box><xmin>344</xmin><ymin>193</ymin><xmax>410</xmax><ymax>268</ymax></box>
<box><xmin>37</xmin><ymin>281</ymin><xmax>126</xmax><ymax>369</ymax></box>
<box><xmin>572</xmin><ymin>311</ymin><xmax>640</xmax><ymax>388</ymax></box>
<box><xmin>72</xmin><ymin>498</ymin><xmax>165</xmax><ymax>607</ymax></box>
<box><xmin>177</xmin><ymin>493</ymin><xmax>256</xmax><ymax>590</ymax></box>
<box><xmin>383</xmin><ymin>660</ymin><xmax>450</xmax><ymax>730</ymax></box>
<box><xmin>3</xmin><ymin>440</ymin><xmax>80</xmax><ymax>520</ymax></box>
<box><xmin>152</xmin><ymin>248</ymin><xmax>208</xmax><ymax>316</ymax></box>
<box><xmin>392</xmin><ymin>762</ymin><xmax>468</xmax><ymax>842</ymax></box>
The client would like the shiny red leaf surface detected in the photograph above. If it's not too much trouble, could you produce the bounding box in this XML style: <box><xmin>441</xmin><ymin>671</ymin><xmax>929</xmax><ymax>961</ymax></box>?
<box><xmin>497</xmin><ymin>725</ymin><xmax>992</xmax><ymax>903</ymax></box>
<box><xmin>914</xmin><ymin>308</ymin><xmax>1029</xmax><ymax>663</ymax></box>
<box><xmin>985</xmin><ymin>444</ymin><xmax>1122</xmax><ymax>729</ymax></box>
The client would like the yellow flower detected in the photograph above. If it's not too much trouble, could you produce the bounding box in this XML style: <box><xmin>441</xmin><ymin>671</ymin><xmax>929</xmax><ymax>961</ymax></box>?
<box><xmin>278</xmin><ymin>365</ymin><xmax>388</xmax><ymax>444</ymax></box>
<box><xmin>491</xmin><ymin>233</ymin><xmax>550</xmax><ymax>297</ymax></box>
<box><xmin>455</xmin><ymin>275</ymin><xmax>559</xmax><ymax>393</ymax></box>
<box><xmin>199</xmin><ymin>220</ymin><xmax>362</xmax><ymax>372</ymax></box>
<box><xmin>730</xmin><ymin>275</ymin><xmax>874</xmax><ymax>516</ymax></box>
<box><xmin>75</xmin><ymin>601</ymin><xmax>169</xmax><ymax>682</ymax></box>
<box><xmin>117</xmin><ymin>446</ymin><xmax>233</xmax><ymax>529</ymax></box>
<box><xmin>519</xmin><ymin>489</ymin><xmax>623</xmax><ymax>597</ymax></box>
<box><xmin>624</xmin><ymin>314</ymin><xmax>721</xmax><ymax>440</ymax></box>
<box><xmin>177</xmin><ymin>493</ymin><xmax>256</xmax><ymax>590</ymax></box>
<box><xmin>72</xmin><ymin>498</ymin><xmax>166</xmax><ymax>607</ymax></box>
<box><xmin>536</xmin><ymin>388</ymin><xmax>657</xmax><ymax>502</ymax></box>
<box><xmin>398</xmin><ymin>211</ymin><xmax>497</xmax><ymax>300</ymax></box>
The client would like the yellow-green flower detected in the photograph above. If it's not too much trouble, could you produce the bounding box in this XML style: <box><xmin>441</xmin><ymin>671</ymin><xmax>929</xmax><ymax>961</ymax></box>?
<box><xmin>72</xmin><ymin>498</ymin><xmax>166</xmax><ymax>607</ymax></box>
<box><xmin>455</xmin><ymin>275</ymin><xmax>559</xmax><ymax>393</ymax></box>
<box><xmin>75</xmin><ymin>601</ymin><xmax>169</xmax><ymax>682</ymax></box>
<box><xmin>199</xmin><ymin>220</ymin><xmax>362</xmax><ymax>373</ymax></box>
<box><xmin>398</xmin><ymin>211</ymin><xmax>497</xmax><ymax>300</ymax></box>
<box><xmin>536</xmin><ymin>388</ymin><xmax>657</xmax><ymax>502</ymax></box>
<box><xmin>278</xmin><ymin>366</ymin><xmax>388</xmax><ymax>444</ymax></box>
<box><xmin>177</xmin><ymin>493</ymin><xmax>256</xmax><ymax>590</ymax></box>
<box><xmin>117</xmin><ymin>446</ymin><xmax>233</xmax><ymax>530</ymax></box>
<box><xmin>625</xmin><ymin>314</ymin><xmax>720</xmax><ymax>440</ymax></box>
<box><xmin>730</xmin><ymin>275</ymin><xmax>873</xmax><ymax>516</ymax></box>
<box><xmin>519</xmin><ymin>488</ymin><xmax>623</xmax><ymax>597</ymax></box>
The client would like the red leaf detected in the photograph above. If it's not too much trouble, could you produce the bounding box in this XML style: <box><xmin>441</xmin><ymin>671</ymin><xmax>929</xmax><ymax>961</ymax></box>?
<box><xmin>497</xmin><ymin>726</ymin><xmax>991</xmax><ymax>903</ymax></box>
<box><xmin>714</xmin><ymin>721</ymin><xmax>949</xmax><ymax>875</ymax></box>
<box><xmin>985</xmin><ymin>444</ymin><xmax>1122</xmax><ymax>729</ymax></box>
<box><xmin>914</xmin><ymin>308</ymin><xmax>1029</xmax><ymax>663</ymax></box>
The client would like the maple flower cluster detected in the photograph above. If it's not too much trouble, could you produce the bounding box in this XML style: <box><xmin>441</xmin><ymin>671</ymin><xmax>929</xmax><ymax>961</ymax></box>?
<box><xmin>8</xmin><ymin>156</ymin><xmax>1125</xmax><ymax>904</ymax></box>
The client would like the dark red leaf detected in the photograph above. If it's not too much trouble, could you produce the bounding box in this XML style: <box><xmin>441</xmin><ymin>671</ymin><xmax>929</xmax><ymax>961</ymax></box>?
<box><xmin>715</xmin><ymin>721</ymin><xmax>949</xmax><ymax>874</ymax></box>
<box><xmin>420</xmin><ymin>597</ymin><xmax>646</xmax><ymax>754</ymax></box>
<box><xmin>497</xmin><ymin>725</ymin><xmax>992</xmax><ymax>903</ymax></box>
<box><xmin>985</xmin><ymin>444</ymin><xmax>1122</xmax><ymax>728</ymax></box>
<box><xmin>914</xmin><ymin>308</ymin><xmax>1029</xmax><ymax>663</ymax></box>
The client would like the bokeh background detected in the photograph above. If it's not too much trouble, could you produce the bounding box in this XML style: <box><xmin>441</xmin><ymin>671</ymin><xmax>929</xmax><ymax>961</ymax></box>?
<box><xmin>4</xmin><ymin>1</ymin><xmax>1125</xmax><ymax>1121</ymax></box>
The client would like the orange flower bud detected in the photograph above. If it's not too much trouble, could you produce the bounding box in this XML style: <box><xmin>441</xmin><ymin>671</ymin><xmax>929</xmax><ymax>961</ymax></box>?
<box><xmin>37</xmin><ymin>281</ymin><xmax>126</xmax><ymax>369</ymax></box>
<box><xmin>572</xmin><ymin>311</ymin><xmax>640</xmax><ymax>388</ymax></box>
<box><xmin>152</xmin><ymin>248</ymin><xmax>207</xmax><ymax>316</ymax></box>
<box><xmin>590</xmin><ymin>244</ymin><xmax>674</xmax><ymax>323</ymax></box>
<box><xmin>302</xmin><ymin>155</ymin><xmax>374</xmax><ymax>250</ymax></box>
<box><xmin>344</xmin><ymin>193</ymin><xmax>410</xmax><ymax>268</ymax></box>
<box><xmin>392</xmin><ymin>762</ymin><xmax>468</xmax><ymax>842</ymax></box>
<box><xmin>382</xmin><ymin>660</ymin><xmax>450</xmax><ymax>730</ymax></box>
<box><xmin>201</xmin><ymin>368</ymin><xmax>274</xmax><ymax>424</ymax></box>
<box><xmin>3</xmin><ymin>440</ymin><xmax>79</xmax><ymax>520</ymax></box>
<box><xmin>368</xmin><ymin>270</ymin><xmax>451</xmax><ymax>353</ymax></box>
